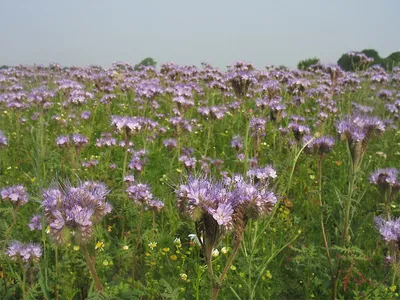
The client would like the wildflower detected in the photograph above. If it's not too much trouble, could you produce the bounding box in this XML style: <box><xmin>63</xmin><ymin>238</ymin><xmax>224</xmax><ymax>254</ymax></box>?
<box><xmin>28</xmin><ymin>214</ymin><xmax>42</xmax><ymax>231</ymax></box>
<box><xmin>370</xmin><ymin>168</ymin><xmax>398</xmax><ymax>187</ymax></box>
<box><xmin>56</xmin><ymin>135</ymin><xmax>70</xmax><ymax>147</ymax></box>
<box><xmin>73</xmin><ymin>245</ymin><xmax>80</xmax><ymax>251</ymax></box>
<box><xmin>375</xmin><ymin>216</ymin><xmax>400</xmax><ymax>242</ymax></box>
<box><xmin>221</xmin><ymin>247</ymin><xmax>228</xmax><ymax>254</ymax></box>
<box><xmin>42</xmin><ymin>181</ymin><xmax>111</xmax><ymax>244</ymax></box>
<box><xmin>0</xmin><ymin>130</ymin><xmax>7</xmax><ymax>147</ymax></box>
<box><xmin>231</xmin><ymin>135</ymin><xmax>243</xmax><ymax>150</ymax></box>
<box><xmin>170</xmin><ymin>254</ymin><xmax>178</xmax><ymax>261</ymax></box>
<box><xmin>336</xmin><ymin>115</ymin><xmax>385</xmax><ymax>168</ymax></box>
<box><xmin>148</xmin><ymin>242</ymin><xmax>157</xmax><ymax>250</ymax></box>
<box><xmin>303</xmin><ymin>135</ymin><xmax>335</xmax><ymax>155</ymax></box>
<box><xmin>123</xmin><ymin>245</ymin><xmax>129</xmax><ymax>251</ymax></box>
<box><xmin>1</xmin><ymin>185</ymin><xmax>28</xmax><ymax>206</ymax></box>
<box><xmin>212</xmin><ymin>249</ymin><xmax>219</xmax><ymax>257</ymax></box>
<box><xmin>95</xmin><ymin>241</ymin><xmax>104</xmax><ymax>250</ymax></box>
<box><xmin>180</xmin><ymin>273</ymin><xmax>188</xmax><ymax>281</ymax></box>
<box><xmin>71</xmin><ymin>134</ymin><xmax>89</xmax><ymax>148</ymax></box>
<box><xmin>163</xmin><ymin>138</ymin><xmax>178</xmax><ymax>149</ymax></box>
<box><xmin>6</xmin><ymin>241</ymin><xmax>42</xmax><ymax>263</ymax></box>
<box><xmin>230</xmin><ymin>265</ymin><xmax>237</xmax><ymax>271</ymax></box>
<box><xmin>103</xmin><ymin>260</ymin><xmax>109</xmax><ymax>266</ymax></box>
<box><xmin>173</xmin><ymin>237</ymin><xmax>182</xmax><ymax>248</ymax></box>
<box><xmin>247</xmin><ymin>165</ymin><xmax>277</xmax><ymax>181</ymax></box>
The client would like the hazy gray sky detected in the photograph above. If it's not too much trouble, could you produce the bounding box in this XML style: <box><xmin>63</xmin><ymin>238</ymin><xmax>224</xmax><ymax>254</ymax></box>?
<box><xmin>1</xmin><ymin>0</ymin><xmax>399</xmax><ymax>69</ymax></box>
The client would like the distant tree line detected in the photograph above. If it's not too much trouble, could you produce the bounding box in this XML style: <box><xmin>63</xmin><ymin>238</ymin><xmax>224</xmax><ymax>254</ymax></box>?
<box><xmin>298</xmin><ymin>49</ymin><xmax>400</xmax><ymax>72</ymax></box>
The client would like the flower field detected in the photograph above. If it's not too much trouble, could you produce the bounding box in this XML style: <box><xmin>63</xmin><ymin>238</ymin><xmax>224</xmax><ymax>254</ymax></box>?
<box><xmin>1</xmin><ymin>59</ymin><xmax>400</xmax><ymax>299</ymax></box>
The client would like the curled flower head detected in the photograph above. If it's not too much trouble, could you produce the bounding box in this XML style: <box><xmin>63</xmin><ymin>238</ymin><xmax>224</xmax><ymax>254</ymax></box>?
<box><xmin>7</xmin><ymin>241</ymin><xmax>42</xmax><ymax>263</ymax></box>
<box><xmin>231</xmin><ymin>135</ymin><xmax>243</xmax><ymax>151</ymax></box>
<box><xmin>370</xmin><ymin>168</ymin><xmax>398</xmax><ymax>186</ymax></box>
<box><xmin>375</xmin><ymin>216</ymin><xmax>400</xmax><ymax>242</ymax></box>
<box><xmin>28</xmin><ymin>214</ymin><xmax>42</xmax><ymax>231</ymax></box>
<box><xmin>1</xmin><ymin>185</ymin><xmax>28</xmax><ymax>206</ymax></box>
<box><xmin>303</xmin><ymin>135</ymin><xmax>336</xmax><ymax>155</ymax></box>
<box><xmin>336</xmin><ymin>115</ymin><xmax>385</xmax><ymax>168</ymax></box>
<box><xmin>42</xmin><ymin>181</ymin><xmax>111</xmax><ymax>244</ymax></box>
<box><xmin>56</xmin><ymin>135</ymin><xmax>70</xmax><ymax>148</ymax></box>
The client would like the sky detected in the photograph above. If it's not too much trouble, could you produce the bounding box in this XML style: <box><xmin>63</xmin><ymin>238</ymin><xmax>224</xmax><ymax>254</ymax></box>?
<box><xmin>0</xmin><ymin>0</ymin><xmax>399</xmax><ymax>69</ymax></box>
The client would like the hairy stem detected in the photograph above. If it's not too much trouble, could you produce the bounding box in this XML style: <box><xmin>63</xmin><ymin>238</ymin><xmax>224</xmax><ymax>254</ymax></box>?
<box><xmin>82</xmin><ymin>245</ymin><xmax>103</xmax><ymax>292</ymax></box>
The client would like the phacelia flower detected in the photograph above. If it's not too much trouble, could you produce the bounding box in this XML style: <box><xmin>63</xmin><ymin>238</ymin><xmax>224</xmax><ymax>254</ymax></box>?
<box><xmin>28</xmin><ymin>214</ymin><xmax>42</xmax><ymax>231</ymax></box>
<box><xmin>1</xmin><ymin>185</ymin><xmax>28</xmax><ymax>206</ymax></box>
<box><xmin>42</xmin><ymin>181</ymin><xmax>112</xmax><ymax>244</ymax></box>
<box><xmin>7</xmin><ymin>241</ymin><xmax>42</xmax><ymax>262</ymax></box>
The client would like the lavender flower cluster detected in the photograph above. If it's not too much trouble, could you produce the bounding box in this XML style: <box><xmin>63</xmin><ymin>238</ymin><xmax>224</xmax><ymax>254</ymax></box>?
<box><xmin>6</xmin><ymin>241</ymin><xmax>42</xmax><ymax>262</ymax></box>
<box><xmin>42</xmin><ymin>181</ymin><xmax>112</xmax><ymax>244</ymax></box>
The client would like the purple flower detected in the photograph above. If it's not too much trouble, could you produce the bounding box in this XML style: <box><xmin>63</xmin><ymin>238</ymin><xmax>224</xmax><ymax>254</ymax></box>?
<box><xmin>179</xmin><ymin>155</ymin><xmax>197</xmax><ymax>169</ymax></box>
<box><xmin>96</xmin><ymin>132</ymin><xmax>116</xmax><ymax>147</ymax></box>
<box><xmin>72</xmin><ymin>134</ymin><xmax>89</xmax><ymax>148</ymax></box>
<box><xmin>250</xmin><ymin>117</ymin><xmax>267</xmax><ymax>137</ymax></box>
<box><xmin>231</xmin><ymin>135</ymin><xmax>243</xmax><ymax>150</ymax></box>
<box><xmin>28</xmin><ymin>214</ymin><xmax>42</xmax><ymax>231</ymax></box>
<box><xmin>375</xmin><ymin>216</ymin><xmax>400</xmax><ymax>242</ymax></box>
<box><xmin>6</xmin><ymin>241</ymin><xmax>42</xmax><ymax>262</ymax></box>
<box><xmin>336</xmin><ymin>115</ymin><xmax>385</xmax><ymax>167</ymax></box>
<box><xmin>42</xmin><ymin>181</ymin><xmax>111</xmax><ymax>244</ymax></box>
<box><xmin>81</xmin><ymin>111</ymin><xmax>91</xmax><ymax>120</ymax></box>
<box><xmin>126</xmin><ymin>183</ymin><xmax>153</xmax><ymax>205</ymax></box>
<box><xmin>163</xmin><ymin>138</ymin><xmax>178</xmax><ymax>149</ymax></box>
<box><xmin>247</xmin><ymin>165</ymin><xmax>278</xmax><ymax>181</ymax></box>
<box><xmin>288</xmin><ymin>122</ymin><xmax>310</xmax><ymax>141</ymax></box>
<box><xmin>56</xmin><ymin>135</ymin><xmax>70</xmax><ymax>147</ymax></box>
<box><xmin>303</xmin><ymin>135</ymin><xmax>336</xmax><ymax>154</ymax></box>
<box><xmin>148</xmin><ymin>199</ymin><xmax>165</xmax><ymax>211</ymax></box>
<box><xmin>211</xmin><ymin>202</ymin><xmax>233</xmax><ymax>226</ymax></box>
<box><xmin>0</xmin><ymin>130</ymin><xmax>8</xmax><ymax>147</ymax></box>
<box><xmin>370</xmin><ymin>168</ymin><xmax>399</xmax><ymax>188</ymax></box>
<box><xmin>1</xmin><ymin>185</ymin><xmax>28</xmax><ymax>206</ymax></box>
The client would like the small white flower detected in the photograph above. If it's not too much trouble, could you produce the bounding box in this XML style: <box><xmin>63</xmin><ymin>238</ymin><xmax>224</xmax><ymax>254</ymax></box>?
<box><xmin>188</xmin><ymin>234</ymin><xmax>202</xmax><ymax>246</ymax></box>
<box><xmin>212</xmin><ymin>248</ymin><xmax>219</xmax><ymax>257</ymax></box>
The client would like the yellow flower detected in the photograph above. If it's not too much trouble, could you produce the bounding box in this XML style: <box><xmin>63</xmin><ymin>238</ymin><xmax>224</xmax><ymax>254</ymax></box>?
<box><xmin>150</xmin><ymin>261</ymin><xmax>157</xmax><ymax>266</ymax></box>
<box><xmin>230</xmin><ymin>265</ymin><xmax>236</xmax><ymax>271</ymax></box>
<box><xmin>103</xmin><ymin>260</ymin><xmax>109</xmax><ymax>266</ymax></box>
<box><xmin>170</xmin><ymin>255</ymin><xmax>178</xmax><ymax>261</ymax></box>
<box><xmin>95</xmin><ymin>241</ymin><xmax>104</xmax><ymax>250</ymax></box>
<box><xmin>123</xmin><ymin>245</ymin><xmax>129</xmax><ymax>251</ymax></box>
<box><xmin>265</xmin><ymin>270</ymin><xmax>272</xmax><ymax>279</ymax></box>
<box><xmin>163</xmin><ymin>247</ymin><xmax>170</xmax><ymax>253</ymax></box>
<box><xmin>146</xmin><ymin>252</ymin><xmax>151</xmax><ymax>257</ymax></box>
<box><xmin>107</xmin><ymin>225</ymin><xmax>112</xmax><ymax>232</ymax></box>
<box><xmin>73</xmin><ymin>245</ymin><xmax>80</xmax><ymax>251</ymax></box>
<box><xmin>390</xmin><ymin>285</ymin><xmax>397</xmax><ymax>292</ymax></box>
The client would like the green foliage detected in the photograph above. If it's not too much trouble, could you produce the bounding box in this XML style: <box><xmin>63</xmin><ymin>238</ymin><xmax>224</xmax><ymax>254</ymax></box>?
<box><xmin>337</xmin><ymin>48</ymin><xmax>400</xmax><ymax>72</ymax></box>
<box><xmin>297</xmin><ymin>57</ymin><xmax>320</xmax><ymax>70</ymax></box>
<box><xmin>134</xmin><ymin>57</ymin><xmax>157</xmax><ymax>71</ymax></box>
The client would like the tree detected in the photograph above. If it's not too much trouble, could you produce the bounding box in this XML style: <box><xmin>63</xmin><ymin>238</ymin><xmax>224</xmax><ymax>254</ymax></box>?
<box><xmin>0</xmin><ymin>65</ymin><xmax>8</xmax><ymax>70</ymax></box>
<box><xmin>134</xmin><ymin>57</ymin><xmax>157</xmax><ymax>71</ymax></box>
<box><xmin>297</xmin><ymin>57</ymin><xmax>320</xmax><ymax>70</ymax></box>
<box><xmin>382</xmin><ymin>51</ymin><xmax>400</xmax><ymax>71</ymax></box>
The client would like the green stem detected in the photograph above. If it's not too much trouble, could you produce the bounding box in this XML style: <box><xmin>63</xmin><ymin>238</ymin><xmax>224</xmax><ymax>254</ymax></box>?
<box><xmin>82</xmin><ymin>245</ymin><xmax>103</xmax><ymax>292</ymax></box>
<box><xmin>317</xmin><ymin>155</ymin><xmax>334</xmax><ymax>284</ymax></box>
<box><xmin>5</xmin><ymin>206</ymin><xmax>18</xmax><ymax>244</ymax></box>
